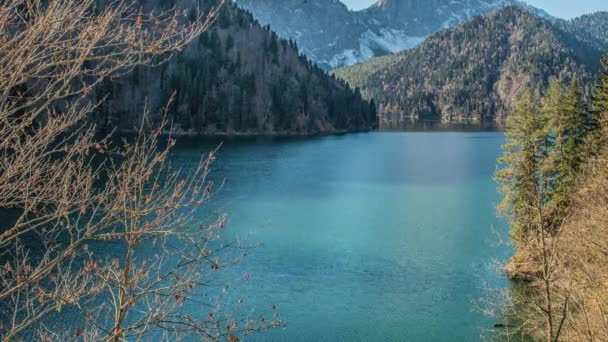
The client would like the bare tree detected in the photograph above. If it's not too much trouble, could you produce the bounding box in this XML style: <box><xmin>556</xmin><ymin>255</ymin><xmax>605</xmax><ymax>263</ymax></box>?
<box><xmin>0</xmin><ymin>0</ymin><xmax>277</xmax><ymax>340</ymax></box>
<box><xmin>551</xmin><ymin>147</ymin><xmax>608</xmax><ymax>342</ymax></box>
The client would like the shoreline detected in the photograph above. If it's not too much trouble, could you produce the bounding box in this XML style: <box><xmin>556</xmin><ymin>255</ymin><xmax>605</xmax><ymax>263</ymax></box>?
<box><xmin>110</xmin><ymin>125</ymin><xmax>505</xmax><ymax>138</ymax></box>
<box><xmin>112</xmin><ymin>128</ymin><xmax>375</xmax><ymax>138</ymax></box>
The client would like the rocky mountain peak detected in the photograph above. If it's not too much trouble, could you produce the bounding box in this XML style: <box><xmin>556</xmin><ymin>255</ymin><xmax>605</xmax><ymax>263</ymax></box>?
<box><xmin>238</xmin><ymin>0</ymin><xmax>550</xmax><ymax>69</ymax></box>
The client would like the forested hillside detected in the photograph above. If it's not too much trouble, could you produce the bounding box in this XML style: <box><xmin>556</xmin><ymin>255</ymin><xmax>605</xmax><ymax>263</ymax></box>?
<box><xmin>334</xmin><ymin>7</ymin><xmax>607</xmax><ymax>126</ymax></box>
<box><xmin>555</xmin><ymin>11</ymin><xmax>608</xmax><ymax>52</ymax></box>
<box><xmin>95</xmin><ymin>0</ymin><xmax>377</xmax><ymax>135</ymax></box>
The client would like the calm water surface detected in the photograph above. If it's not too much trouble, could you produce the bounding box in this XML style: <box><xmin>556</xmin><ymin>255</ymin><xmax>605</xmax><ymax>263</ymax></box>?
<box><xmin>172</xmin><ymin>132</ymin><xmax>512</xmax><ymax>341</ymax></box>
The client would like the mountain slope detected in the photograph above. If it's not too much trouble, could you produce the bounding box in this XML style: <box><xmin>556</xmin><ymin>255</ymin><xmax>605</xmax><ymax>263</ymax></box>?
<box><xmin>95</xmin><ymin>0</ymin><xmax>377</xmax><ymax>135</ymax></box>
<box><xmin>236</xmin><ymin>0</ymin><xmax>550</xmax><ymax>69</ymax></box>
<box><xmin>555</xmin><ymin>12</ymin><xmax>608</xmax><ymax>52</ymax></box>
<box><xmin>334</xmin><ymin>7</ymin><xmax>607</xmax><ymax>126</ymax></box>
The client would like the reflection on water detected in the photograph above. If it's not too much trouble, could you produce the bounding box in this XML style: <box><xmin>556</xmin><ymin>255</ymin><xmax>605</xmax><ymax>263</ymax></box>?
<box><xmin>381</xmin><ymin>118</ymin><xmax>505</xmax><ymax>132</ymax></box>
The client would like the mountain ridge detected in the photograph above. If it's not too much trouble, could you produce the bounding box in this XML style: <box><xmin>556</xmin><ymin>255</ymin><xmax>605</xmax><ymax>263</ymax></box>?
<box><xmin>334</xmin><ymin>7</ymin><xmax>608</xmax><ymax>127</ymax></box>
<box><xmin>237</xmin><ymin>0</ymin><xmax>551</xmax><ymax>69</ymax></box>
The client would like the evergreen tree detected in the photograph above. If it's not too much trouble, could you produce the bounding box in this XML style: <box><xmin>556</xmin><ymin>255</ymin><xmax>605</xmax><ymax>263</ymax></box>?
<box><xmin>218</xmin><ymin>5</ymin><xmax>231</xmax><ymax>29</ymax></box>
<box><xmin>499</xmin><ymin>76</ymin><xmax>602</xmax><ymax>240</ymax></box>
<box><xmin>269</xmin><ymin>33</ymin><xmax>279</xmax><ymax>64</ymax></box>
<box><xmin>226</xmin><ymin>34</ymin><xmax>234</xmax><ymax>52</ymax></box>
<box><xmin>544</xmin><ymin>78</ymin><xmax>591</xmax><ymax>222</ymax></box>
<box><xmin>496</xmin><ymin>90</ymin><xmax>550</xmax><ymax>241</ymax></box>
<box><xmin>592</xmin><ymin>53</ymin><xmax>608</xmax><ymax>132</ymax></box>
<box><xmin>369</xmin><ymin>99</ymin><xmax>378</xmax><ymax>127</ymax></box>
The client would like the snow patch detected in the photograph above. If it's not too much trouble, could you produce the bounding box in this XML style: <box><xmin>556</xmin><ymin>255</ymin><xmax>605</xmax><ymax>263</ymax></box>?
<box><xmin>329</xmin><ymin>49</ymin><xmax>360</xmax><ymax>68</ymax></box>
<box><xmin>329</xmin><ymin>29</ymin><xmax>425</xmax><ymax>68</ymax></box>
<box><xmin>361</xmin><ymin>29</ymin><xmax>425</xmax><ymax>54</ymax></box>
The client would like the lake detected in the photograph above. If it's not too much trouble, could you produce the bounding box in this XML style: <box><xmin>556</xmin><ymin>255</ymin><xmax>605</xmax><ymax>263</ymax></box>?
<box><xmin>170</xmin><ymin>131</ymin><xmax>513</xmax><ymax>341</ymax></box>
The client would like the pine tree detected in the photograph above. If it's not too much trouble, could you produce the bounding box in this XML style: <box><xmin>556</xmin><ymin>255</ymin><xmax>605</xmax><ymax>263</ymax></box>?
<box><xmin>369</xmin><ymin>99</ymin><xmax>378</xmax><ymax>128</ymax></box>
<box><xmin>218</xmin><ymin>5</ymin><xmax>231</xmax><ymax>29</ymax></box>
<box><xmin>544</xmin><ymin>78</ymin><xmax>591</xmax><ymax>223</ymax></box>
<box><xmin>496</xmin><ymin>90</ymin><xmax>550</xmax><ymax>241</ymax></box>
<box><xmin>270</xmin><ymin>33</ymin><xmax>279</xmax><ymax>64</ymax></box>
<box><xmin>593</xmin><ymin>53</ymin><xmax>608</xmax><ymax>133</ymax></box>
<box><xmin>226</xmin><ymin>34</ymin><xmax>234</xmax><ymax>52</ymax></box>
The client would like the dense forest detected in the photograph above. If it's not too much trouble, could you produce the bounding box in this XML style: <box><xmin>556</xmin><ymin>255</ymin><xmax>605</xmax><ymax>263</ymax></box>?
<box><xmin>334</xmin><ymin>7</ymin><xmax>608</xmax><ymax>126</ymax></box>
<box><xmin>555</xmin><ymin>11</ymin><xmax>608</xmax><ymax>51</ymax></box>
<box><xmin>94</xmin><ymin>0</ymin><xmax>377</xmax><ymax>135</ymax></box>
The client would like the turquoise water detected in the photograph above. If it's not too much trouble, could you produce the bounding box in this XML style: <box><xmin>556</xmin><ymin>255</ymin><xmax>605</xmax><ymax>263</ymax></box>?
<box><xmin>172</xmin><ymin>132</ymin><xmax>513</xmax><ymax>341</ymax></box>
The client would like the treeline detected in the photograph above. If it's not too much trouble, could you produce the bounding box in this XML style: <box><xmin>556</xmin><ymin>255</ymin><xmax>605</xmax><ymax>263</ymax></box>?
<box><xmin>493</xmin><ymin>54</ymin><xmax>608</xmax><ymax>341</ymax></box>
<box><xmin>334</xmin><ymin>7</ymin><xmax>607</xmax><ymax>124</ymax></box>
<box><xmin>555</xmin><ymin>11</ymin><xmax>608</xmax><ymax>52</ymax></box>
<box><xmin>95</xmin><ymin>0</ymin><xmax>377</xmax><ymax>134</ymax></box>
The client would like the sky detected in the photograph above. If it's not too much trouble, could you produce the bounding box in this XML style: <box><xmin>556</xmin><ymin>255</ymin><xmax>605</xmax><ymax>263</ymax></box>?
<box><xmin>341</xmin><ymin>0</ymin><xmax>608</xmax><ymax>19</ymax></box>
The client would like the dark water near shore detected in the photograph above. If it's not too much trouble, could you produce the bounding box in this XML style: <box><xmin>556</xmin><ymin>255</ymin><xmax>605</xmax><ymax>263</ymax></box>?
<box><xmin>170</xmin><ymin>131</ymin><xmax>513</xmax><ymax>341</ymax></box>
<box><xmin>380</xmin><ymin>119</ymin><xmax>504</xmax><ymax>132</ymax></box>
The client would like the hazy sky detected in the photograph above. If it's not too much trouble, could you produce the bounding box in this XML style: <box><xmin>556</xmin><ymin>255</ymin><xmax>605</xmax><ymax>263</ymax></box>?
<box><xmin>342</xmin><ymin>0</ymin><xmax>608</xmax><ymax>19</ymax></box>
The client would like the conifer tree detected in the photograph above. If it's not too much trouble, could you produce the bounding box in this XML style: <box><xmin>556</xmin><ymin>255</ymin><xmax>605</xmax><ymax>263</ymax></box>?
<box><xmin>550</xmin><ymin>78</ymin><xmax>590</xmax><ymax>213</ymax></box>
<box><xmin>496</xmin><ymin>90</ymin><xmax>550</xmax><ymax>241</ymax></box>
<box><xmin>593</xmin><ymin>53</ymin><xmax>608</xmax><ymax>132</ymax></box>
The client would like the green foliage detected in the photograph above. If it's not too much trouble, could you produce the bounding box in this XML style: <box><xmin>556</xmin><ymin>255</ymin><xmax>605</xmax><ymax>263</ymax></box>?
<box><xmin>496</xmin><ymin>90</ymin><xmax>547</xmax><ymax>240</ymax></box>
<box><xmin>547</xmin><ymin>78</ymin><xmax>594</xmax><ymax>218</ymax></box>
<box><xmin>497</xmin><ymin>74</ymin><xmax>602</xmax><ymax>242</ymax></box>
<box><xmin>593</xmin><ymin>53</ymin><xmax>608</xmax><ymax>132</ymax></box>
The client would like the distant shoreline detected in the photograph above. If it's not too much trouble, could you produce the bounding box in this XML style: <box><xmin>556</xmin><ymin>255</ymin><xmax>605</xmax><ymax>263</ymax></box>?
<box><xmin>111</xmin><ymin>128</ymin><xmax>375</xmax><ymax>138</ymax></box>
<box><xmin>109</xmin><ymin>125</ymin><xmax>504</xmax><ymax>138</ymax></box>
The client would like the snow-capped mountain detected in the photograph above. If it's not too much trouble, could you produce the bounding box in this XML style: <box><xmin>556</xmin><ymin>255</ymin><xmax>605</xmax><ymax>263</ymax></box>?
<box><xmin>236</xmin><ymin>0</ymin><xmax>550</xmax><ymax>69</ymax></box>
